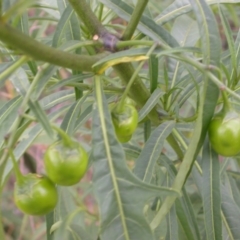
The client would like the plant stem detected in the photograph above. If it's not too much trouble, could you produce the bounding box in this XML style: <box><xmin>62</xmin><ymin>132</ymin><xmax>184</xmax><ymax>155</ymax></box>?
<box><xmin>0</xmin><ymin>207</ymin><xmax>5</xmax><ymax>240</ymax></box>
<box><xmin>9</xmin><ymin>149</ymin><xmax>23</xmax><ymax>184</ymax></box>
<box><xmin>117</xmin><ymin>43</ymin><xmax>158</xmax><ymax>112</ymax></box>
<box><xmin>122</xmin><ymin>0</ymin><xmax>149</xmax><ymax>40</ymax></box>
<box><xmin>51</xmin><ymin>125</ymin><xmax>73</xmax><ymax>147</ymax></box>
<box><xmin>0</xmin><ymin>21</ymin><xmax>108</xmax><ymax>72</ymax></box>
<box><xmin>98</xmin><ymin>3</ymin><xmax>104</xmax><ymax>21</ymax></box>
<box><xmin>221</xmin><ymin>89</ymin><xmax>231</xmax><ymax>114</ymax></box>
<box><xmin>0</xmin><ymin>56</ymin><xmax>29</xmax><ymax>81</ymax></box>
<box><xmin>113</xmin><ymin>63</ymin><xmax>159</xmax><ymax>120</ymax></box>
<box><xmin>68</xmin><ymin>0</ymin><xmax>107</xmax><ymax>36</ymax></box>
<box><xmin>116</xmin><ymin>40</ymin><xmax>154</xmax><ymax>49</ymax></box>
<box><xmin>69</xmin><ymin>0</ymin><xmax>119</xmax><ymax>52</ymax></box>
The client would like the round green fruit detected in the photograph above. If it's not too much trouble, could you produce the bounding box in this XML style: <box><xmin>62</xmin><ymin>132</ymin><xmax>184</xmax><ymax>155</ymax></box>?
<box><xmin>111</xmin><ymin>104</ymin><xmax>138</xmax><ymax>142</ymax></box>
<box><xmin>44</xmin><ymin>141</ymin><xmax>88</xmax><ymax>186</ymax></box>
<box><xmin>208</xmin><ymin>111</ymin><xmax>240</xmax><ymax>157</ymax></box>
<box><xmin>14</xmin><ymin>174</ymin><xmax>58</xmax><ymax>215</ymax></box>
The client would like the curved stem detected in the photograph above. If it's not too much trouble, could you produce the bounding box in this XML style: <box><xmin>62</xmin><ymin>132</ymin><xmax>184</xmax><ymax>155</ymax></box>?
<box><xmin>68</xmin><ymin>0</ymin><xmax>107</xmax><ymax>36</ymax></box>
<box><xmin>9</xmin><ymin>149</ymin><xmax>24</xmax><ymax>184</ymax></box>
<box><xmin>116</xmin><ymin>40</ymin><xmax>154</xmax><ymax>49</ymax></box>
<box><xmin>121</xmin><ymin>0</ymin><xmax>149</xmax><ymax>40</ymax></box>
<box><xmin>98</xmin><ymin>3</ymin><xmax>104</xmax><ymax>21</ymax></box>
<box><xmin>0</xmin><ymin>56</ymin><xmax>29</xmax><ymax>81</ymax></box>
<box><xmin>221</xmin><ymin>89</ymin><xmax>231</xmax><ymax>114</ymax></box>
<box><xmin>51</xmin><ymin>125</ymin><xmax>74</xmax><ymax>147</ymax></box>
<box><xmin>0</xmin><ymin>21</ymin><xmax>108</xmax><ymax>72</ymax></box>
<box><xmin>0</xmin><ymin>0</ymin><xmax>2</xmax><ymax>16</ymax></box>
<box><xmin>116</xmin><ymin>43</ymin><xmax>157</xmax><ymax>112</ymax></box>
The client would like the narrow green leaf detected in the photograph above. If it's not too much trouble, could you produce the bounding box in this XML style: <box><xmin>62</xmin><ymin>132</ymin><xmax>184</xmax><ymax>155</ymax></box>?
<box><xmin>219</xmin><ymin>7</ymin><xmax>237</xmax><ymax>85</ymax></box>
<box><xmin>92</xmin><ymin>47</ymin><xmax>156</xmax><ymax>73</ymax></box>
<box><xmin>189</xmin><ymin>0</ymin><xmax>221</xmax><ymax>156</ymax></box>
<box><xmin>171</xmin><ymin>15</ymin><xmax>199</xmax><ymax>47</ymax></box>
<box><xmin>144</xmin><ymin>120</ymin><xmax>151</xmax><ymax>142</ymax></box>
<box><xmin>221</xmin><ymin>185</ymin><xmax>240</xmax><ymax>240</ymax></box>
<box><xmin>17</xmin><ymin>12</ymin><xmax>29</xmax><ymax>34</ymax></box>
<box><xmin>52</xmin><ymin>187</ymin><xmax>90</xmax><ymax>240</ymax></box>
<box><xmin>93</xmin><ymin>47</ymin><xmax>198</xmax><ymax>74</ymax></box>
<box><xmin>49</xmin><ymin>73</ymin><xmax>93</xmax><ymax>90</ymax></box>
<box><xmin>28</xmin><ymin>100</ymin><xmax>54</xmax><ymax>139</ymax></box>
<box><xmin>149</xmin><ymin>55</ymin><xmax>158</xmax><ymax>93</ymax></box>
<box><xmin>202</xmin><ymin>139</ymin><xmax>222</xmax><ymax>240</ymax></box>
<box><xmin>0</xmin><ymin>62</ymin><xmax>14</xmax><ymax>85</ymax></box>
<box><xmin>138</xmin><ymin>88</ymin><xmax>165</xmax><ymax>122</ymax></box>
<box><xmin>60</xmin><ymin>93</ymin><xmax>88</xmax><ymax>135</ymax></box>
<box><xmin>74</xmin><ymin>104</ymin><xmax>92</xmax><ymax>131</ymax></box>
<box><xmin>190</xmin><ymin>0</ymin><xmax>221</xmax><ymax>65</ymax></box>
<box><xmin>40</xmin><ymin>89</ymin><xmax>74</xmax><ymax>110</ymax></box>
<box><xmin>193</xmin><ymin>163</ymin><xmax>240</xmax><ymax>240</ymax></box>
<box><xmin>122</xmin><ymin>143</ymin><xmax>141</xmax><ymax>158</ymax></box>
<box><xmin>52</xmin><ymin>4</ymin><xmax>75</xmax><ymax>47</ymax></box>
<box><xmin>92</xmin><ymin>78</ymin><xmax>179</xmax><ymax>240</ymax></box>
<box><xmin>9</xmin><ymin>67</ymin><xmax>30</xmax><ymax>95</ymax></box>
<box><xmin>162</xmin><ymin>157</ymin><xmax>201</xmax><ymax>240</ymax></box>
<box><xmin>0</xmin><ymin>96</ymin><xmax>22</xmax><ymax>145</ymax></box>
<box><xmin>46</xmin><ymin>212</ymin><xmax>55</xmax><ymax>240</ymax></box>
<box><xmin>227</xmin><ymin>174</ymin><xmax>240</xmax><ymax>208</ymax></box>
<box><xmin>166</xmin><ymin>174</ymin><xmax>178</xmax><ymax>240</ymax></box>
<box><xmin>31</xmin><ymin>65</ymin><xmax>58</xmax><ymax>101</ymax></box>
<box><xmin>134</xmin><ymin>121</ymin><xmax>175</xmax><ymax>183</ymax></box>
<box><xmin>57</xmin><ymin>0</ymin><xmax>81</xmax><ymax>46</ymax></box>
<box><xmin>234</xmin><ymin>28</ymin><xmax>240</xmax><ymax>67</ymax></box>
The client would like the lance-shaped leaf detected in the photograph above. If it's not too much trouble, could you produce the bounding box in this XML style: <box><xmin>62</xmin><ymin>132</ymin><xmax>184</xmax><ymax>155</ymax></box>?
<box><xmin>221</xmin><ymin>184</ymin><xmax>240</xmax><ymax>240</ymax></box>
<box><xmin>138</xmin><ymin>88</ymin><xmax>165</xmax><ymax>122</ymax></box>
<box><xmin>134</xmin><ymin>121</ymin><xmax>175</xmax><ymax>183</ymax></box>
<box><xmin>202</xmin><ymin>139</ymin><xmax>222</xmax><ymax>240</ymax></box>
<box><xmin>162</xmin><ymin>157</ymin><xmax>201</xmax><ymax>240</ymax></box>
<box><xmin>0</xmin><ymin>96</ymin><xmax>22</xmax><ymax>145</ymax></box>
<box><xmin>92</xmin><ymin>79</ymin><xmax>179</xmax><ymax>240</ymax></box>
<box><xmin>60</xmin><ymin>93</ymin><xmax>89</xmax><ymax>135</ymax></box>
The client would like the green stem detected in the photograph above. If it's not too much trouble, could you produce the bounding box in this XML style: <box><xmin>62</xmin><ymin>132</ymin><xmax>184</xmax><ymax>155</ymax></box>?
<box><xmin>9</xmin><ymin>149</ymin><xmax>23</xmax><ymax>184</ymax></box>
<box><xmin>113</xmin><ymin>63</ymin><xmax>159</xmax><ymax>121</ymax></box>
<box><xmin>98</xmin><ymin>3</ymin><xmax>104</xmax><ymax>21</ymax></box>
<box><xmin>68</xmin><ymin>0</ymin><xmax>107</xmax><ymax>36</ymax></box>
<box><xmin>221</xmin><ymin>89</ymin><xmax>231</xmax><ymax>114</ymax></box>
<box><xmin>0</xmin><ymin>21</ymin><xmax>108</xmax><ymax>72</ymax></box>
<box><xmin>69</xmin><ymin>0</ymin><xmax>119</xmax><ymax>52</ymax></box>
<box><xmin>0</xmin><ymin>208</ymin><xmax>5</xmax><ymax>240</ymax></box>
<box><xmin>51</xmin><ymin>125</ymin><xmax>74</xmax><ymax>147</ymax></box>
<box><xmin>116</xmin><ymin>40</ymin><xmax>154</xmax><ymax>49</ymax></box>
<box><xmin>117</xmin><ymin>43</ymin><xmax>158</xmax><ymax>112</ymax></box>
<box><xmin>0</xmin><ymin>55</ymin><xmax>29</xmax><ymax>81</ymax></box>
<box><xmin>121</xmin><ymin>0</ymin><xmax>149</xmax><ymax>40</ymax></box>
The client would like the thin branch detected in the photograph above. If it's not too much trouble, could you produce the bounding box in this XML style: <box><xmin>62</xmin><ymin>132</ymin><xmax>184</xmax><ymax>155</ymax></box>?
<box><xmin>69</xmin><ymin>0</ymin><xmax>119</xmax><ymax>52</ymax></box>
<box><xmin>0</xmin><ymin>21</ymin><xmax>108</xmax><ymax>71</ymax></box>
<box><xmin>122</xmin><ymin>0</ymin><xmax>149</xmax><ymax>40</ymax></box>
<box><xmin>68</xmin><ymin>0</ymin><xmax>107</xmax><ymax>36</ymax></box>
